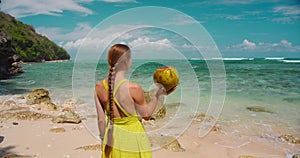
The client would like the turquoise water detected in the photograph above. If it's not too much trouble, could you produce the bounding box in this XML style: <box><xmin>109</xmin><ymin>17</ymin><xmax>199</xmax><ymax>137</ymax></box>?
<box><xmin>1</xmin><ymin>58</ymin><xmax>300</xmax><ymax>154</ymax></box>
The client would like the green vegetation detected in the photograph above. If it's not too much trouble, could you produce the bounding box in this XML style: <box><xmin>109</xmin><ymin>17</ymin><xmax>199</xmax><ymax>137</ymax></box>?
<box><xmin>0</xmin><ymin>11</ymin><xmax>70</xmax><ymax>62</ymax></box>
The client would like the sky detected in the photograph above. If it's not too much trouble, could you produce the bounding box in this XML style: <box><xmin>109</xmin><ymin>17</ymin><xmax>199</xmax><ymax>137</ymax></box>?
<box><xmin>1</xmin><ymin>0</ymin><xmax>300</xmax><ymax>59</ymax></box>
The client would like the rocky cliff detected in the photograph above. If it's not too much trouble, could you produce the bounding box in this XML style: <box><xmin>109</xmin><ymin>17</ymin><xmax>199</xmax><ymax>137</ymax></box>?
<box><xmin>0</xmin><ymin>30</ymin><xmax>23</xmax><ymax>79</ymax></box>
<box><xmin>0</xmin><ymin>11</ymin><xmax>70</xmax><ymax>79</ymax></box>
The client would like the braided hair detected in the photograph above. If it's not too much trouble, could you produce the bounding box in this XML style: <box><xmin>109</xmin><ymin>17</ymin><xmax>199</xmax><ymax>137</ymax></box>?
<box><xmin>105</xmin><ymin>44</ymin><xmax>131</xmax><ymax>157</ymax></box>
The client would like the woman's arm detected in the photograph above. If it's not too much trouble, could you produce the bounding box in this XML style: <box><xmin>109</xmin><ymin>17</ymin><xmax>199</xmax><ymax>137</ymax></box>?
<box><xmin>94</xmin><ymin>92</ymin><xmax>106</xmax><ymax>141</ymax></box>
<box><xmin>130</xmin><ymin>83</ymin><xmax>165</xmax><ymax>120</ymax></box>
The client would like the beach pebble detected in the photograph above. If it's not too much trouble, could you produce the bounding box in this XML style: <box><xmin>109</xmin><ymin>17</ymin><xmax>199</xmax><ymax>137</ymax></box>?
<box><xmin>0</xmin><ymin>136</ymin><xmax>4</xmax><ymax>143</ymax></box>
<box><xmin>211</xmin><ymin>125</ymin><xmax>220</xmax><ymax>132</ymax></box>
<box><xmin>293</xmin><ymin>154</ymin><xmax>300</xmax><ymax>158</ymax></box>
<box><xmin>12</xmin><ymin>122</ymin><xmax>18</xmax><ymax>125</ymax></box>
<box><xmin>63</xmin><ymin>154</ymin><xmax>70</xmax><ymax>158</ymax></box>
<box><xmin>50</xmin><ymin>127</ymin><xmax>66</xmax><ymax>133</ymax></box>
<box><xmin>192</xmin><ymin>113</ymin><xmax>215</xmax><ymax>122</ymax></box>
<box><xmin>75</xmin><ymin>144</ymin><xmax>101</xmax><ymax>151</ymax></box>
<box><xmin>3</xmin><ymin>100</ymin><xmax>17</xmax><ymax>107</ymax></box>
<box><xmin>279</xmin><ymin>134</ymin><xmax>300</xmax><ymax>144</ymax></box>
<box><xmin>246</xmin><ymin>106</ymin><xmax>273</xmax><ymax>113</ymax></box>
<box><xmin>142</xmin><ymin>119</ymin><xmax>156</xmax><ymax>128</ymax></box>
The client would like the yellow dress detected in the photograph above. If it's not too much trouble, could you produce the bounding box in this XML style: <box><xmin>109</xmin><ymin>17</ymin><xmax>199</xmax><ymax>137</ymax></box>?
<box><xmin>102</xmin><ymin>79</ymin><xmax>152</xmax><ymax>158</ymax></box>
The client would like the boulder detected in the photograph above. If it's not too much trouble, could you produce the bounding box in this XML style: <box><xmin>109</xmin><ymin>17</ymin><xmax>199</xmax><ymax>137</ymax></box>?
<box><xmin>246</xmin><ymin>106</ymin><xmax>273</xmax><ymax>113</ymax></box>
<box><xmin>50</xmin><ymin>127</ymin><xmax>66</xmax><ymax>133</ymax></box>
<box><xmin>192</xmin><ymin>113</ymin><xmax>216</xmax><ymax>122</ymax></box>
<box><xmin>26</xmin><ymin>89</ymin><xmax>57</xmax><ymax>110</ymax></box>
<box><xmin>52</xmin><ymin>110</ymin><xmax>82</xmax><ymax>124</ymax></box>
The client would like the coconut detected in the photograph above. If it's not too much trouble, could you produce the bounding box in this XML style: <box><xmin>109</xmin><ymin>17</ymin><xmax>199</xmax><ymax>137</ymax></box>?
<box><xmin>153</xmin><ymin>66</ymin><xmax>179</xmax><ymax>95</ymax></box>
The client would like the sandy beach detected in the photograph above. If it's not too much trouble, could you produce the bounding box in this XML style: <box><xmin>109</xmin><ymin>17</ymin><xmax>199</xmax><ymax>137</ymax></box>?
<box><xmin>0</xmin><ymin>114</ymin><xmax>290</xmax><ymax>158</ymax></box>
<box><xmin>0</xmin><ymin>93</ymin><xmax>298</xmax><ymax>158</ymax></box>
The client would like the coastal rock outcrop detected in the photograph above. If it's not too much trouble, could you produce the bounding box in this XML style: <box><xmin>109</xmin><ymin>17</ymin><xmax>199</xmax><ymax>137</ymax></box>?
<box><xmin>26</xmin><ymin>89</ymin><xmax>57</xmax><ymax>110</ymax></box>
<box><xmin>52</xmin><ymin>110</ymin><xmax>82</xmax><ymax>124</ymax></box>
<box><xmin>0</xmin><ymin>30</ymin><xmax>22</xmax><ymax>79</ymax></box>
<box><xmin>0</xmin><ymin>110</ymin><xmax>52</xmax><ymax>121</ymax></box>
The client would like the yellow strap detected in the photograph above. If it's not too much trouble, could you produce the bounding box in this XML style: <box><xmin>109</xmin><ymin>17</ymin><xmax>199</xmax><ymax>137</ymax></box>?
<box><xmin>113</xmin><ymin>79</ymin><xmax>131</xmax><ymax>117</ymax></box>
<box><xmin>103</xmin><ymin>79</ymin><xmax>132</xmax><ymax>117</ymax></box>
<box><xmin>102</xmin><ymin>79</ymin><xmax>108</xmax><ymax>91</ymax></box>
<box><xmin>113</xmin><ymin>79</ymin><xmax>128</xmax><ymax>96</ymax></box>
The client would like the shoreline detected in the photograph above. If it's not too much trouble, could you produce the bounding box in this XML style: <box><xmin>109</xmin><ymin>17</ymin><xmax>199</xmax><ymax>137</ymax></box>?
<box><xmin>20</xmin><ymin>59</ymin><xmax>71</xmax><ymax>64</ymax></box>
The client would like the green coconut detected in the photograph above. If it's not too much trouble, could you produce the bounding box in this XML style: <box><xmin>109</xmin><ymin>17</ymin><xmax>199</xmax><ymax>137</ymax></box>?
<box><xmin>153</xmin><ymin>66</ymin><xmax>179</xmax><ymax>95</ymax></box>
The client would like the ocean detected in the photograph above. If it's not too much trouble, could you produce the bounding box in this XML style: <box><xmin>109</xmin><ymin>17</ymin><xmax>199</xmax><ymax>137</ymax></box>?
<box><xmin>0</xmin><ymin>58</ymin><xmax>299</xmax><ymax>154</ymax></box>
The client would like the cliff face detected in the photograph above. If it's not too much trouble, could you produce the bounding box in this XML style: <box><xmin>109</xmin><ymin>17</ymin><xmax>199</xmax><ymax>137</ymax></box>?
<box><xmin>0</xmin><ymin>11</ymin><xmax>70</xmax><ymax>79</ymax></box>
<box><xmin>0</xmin><ymin>11</ymin><xmax>70</xmax><ymax>62</ymax></box>
<box><xmin>0</xmin><ymin>30</ymin><xmax>22</xmax><ymax>79</ymax></box>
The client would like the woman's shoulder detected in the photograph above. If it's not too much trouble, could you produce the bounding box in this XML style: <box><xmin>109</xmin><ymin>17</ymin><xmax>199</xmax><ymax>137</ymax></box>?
<box><xmin>95</xmin><ymin>78</ymin><xmax>107</xmax><ymax>87</ymax></box>
<box><xmin>128</xmin><ymin>81</ymin><xmax>142</xmax><ymax>90</ymax></box>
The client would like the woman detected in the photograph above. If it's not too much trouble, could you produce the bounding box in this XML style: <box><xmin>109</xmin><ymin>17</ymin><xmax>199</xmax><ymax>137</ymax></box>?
<box><xmin>94</xmin><ymin>44</ymin><xmax>165</xmax><ymax>158</ymax></box>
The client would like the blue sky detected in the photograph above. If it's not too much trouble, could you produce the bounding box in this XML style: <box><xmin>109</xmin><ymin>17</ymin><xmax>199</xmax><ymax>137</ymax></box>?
<box><xmin>1</xmin><ymin>0</ymin><xmax>300</xmax><ymax>59</ymax></box>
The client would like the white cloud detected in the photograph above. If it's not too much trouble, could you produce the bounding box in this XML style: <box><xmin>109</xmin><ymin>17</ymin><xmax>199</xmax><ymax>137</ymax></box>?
<box><xmin>225</xmin><ymin>39</ymin><xmax>300</xmax><ymax>52</ymax></box>
<box><xmin>226</xmin><ymin>15</ymin><xmax>243</xmax><ymax>20</ymax></box>
<box><xmin>55</xmin><ymin>24</ymin><xmax>180</xmax><ymax>59</ymax></box>
<box><xmin>274</xmin><ymin>5</ymin><xmax>300</xmax><ymax>16</ymax></box>
<box><xmin>227</xmin><ymin>39</ymin><xmax>256</xmax><ymax>51</ymax></box>
<box><xmin>272</xmin><ymin>5</ymin><xmax>300</xmax><ymax>23</ymax></box>
<box><xmin>280</xmin><ymin>39</ymin><xmax>292</xmax><ymax>47</ymax></box>
<box><xmin>166</xmin><ymin>14</ymin><xmax>199</xmax><ymax>25</ymax></box>
<box><xmin>128</xmin><ymin>37</ymin><xmax>173</xmax><ymax>48</ymax></box>
<box><xmin>99</xmin><ymin>0</ymin><xmax>137</xmax><ymax>3</ymax></box>
<box><xmin>62</xmin><ymin>24</ymin><xmax>133</xmax><ymax>49</ymax></box>
<box><xmin>242</xmin><ymin>39</ymin><xmax>256</xmax><ymax>48</ymax></box>
<box><xmin>181</xmin><ymin>44</ymin><xmax>193</xmax><ymax>49</ymax></box>
<box><xmin>36</xmin><ymin>23</ymin><xmax>92</xmax><ymax>41</ymax></box>
<box><xmin>1</xmin><ymin>0</ymin><xmax>93</xmax><ymax>18</ymax></box>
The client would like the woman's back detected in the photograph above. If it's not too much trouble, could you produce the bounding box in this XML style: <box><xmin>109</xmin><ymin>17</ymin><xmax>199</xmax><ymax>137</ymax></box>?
<box><xmin>97</xmin><ymin>78</ymin><xmax>139</xmax><ymax>118</ymax></box>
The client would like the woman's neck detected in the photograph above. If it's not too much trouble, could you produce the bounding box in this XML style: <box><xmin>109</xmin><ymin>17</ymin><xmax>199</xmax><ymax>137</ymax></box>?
<box><xmin>114</xmin><ymin>71</ymin><xmax>126</xmax><ymax>82</ymax></box>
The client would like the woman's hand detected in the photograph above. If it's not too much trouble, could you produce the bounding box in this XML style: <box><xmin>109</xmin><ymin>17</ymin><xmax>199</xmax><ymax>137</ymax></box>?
<box><xmin>155</xmin><ymin>87</ymin><xmax>167</xmax><ymax>98</ymax></box>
